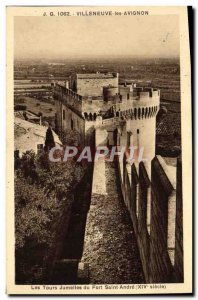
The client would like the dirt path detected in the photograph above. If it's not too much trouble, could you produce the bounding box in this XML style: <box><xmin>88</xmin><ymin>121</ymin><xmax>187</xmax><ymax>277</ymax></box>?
<box><xmin>82</xmin><ymin>160</ymin><xmax>144</xmax><ymax>284</ymax></box>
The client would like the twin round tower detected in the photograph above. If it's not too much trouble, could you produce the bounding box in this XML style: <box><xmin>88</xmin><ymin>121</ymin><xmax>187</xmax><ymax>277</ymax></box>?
<box><xmin>54</xmin><ymin>72</ymin><xmax>160</xmax><ymax>171</ymax></box>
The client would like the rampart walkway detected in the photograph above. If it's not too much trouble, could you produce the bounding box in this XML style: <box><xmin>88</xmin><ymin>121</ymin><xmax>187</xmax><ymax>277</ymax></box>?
<box><xmin>81</xmin><ymin>159</ymin><xmax>144</xmax><ymax>284</ymax></box>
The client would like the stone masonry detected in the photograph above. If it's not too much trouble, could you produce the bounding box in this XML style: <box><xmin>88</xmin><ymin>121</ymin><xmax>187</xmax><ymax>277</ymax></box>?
<box><xmin>81</xmin><ymin>159</ymin><xmax>144</xmax><ymax>284</ymax></box>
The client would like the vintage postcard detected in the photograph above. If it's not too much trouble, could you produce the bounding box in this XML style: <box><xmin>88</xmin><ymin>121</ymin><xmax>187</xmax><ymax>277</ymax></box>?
<box><xmin>6</xmin><ymin>6</ymin><xmax>192</xmax><ymax>295</ymax></box>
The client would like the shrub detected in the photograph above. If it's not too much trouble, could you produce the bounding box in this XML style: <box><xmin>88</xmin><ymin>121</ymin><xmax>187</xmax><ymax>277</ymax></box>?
<box><xmin>15</xmin><ymin>151</ymin><xmax>85</xmax><ymax>283</ymax></box>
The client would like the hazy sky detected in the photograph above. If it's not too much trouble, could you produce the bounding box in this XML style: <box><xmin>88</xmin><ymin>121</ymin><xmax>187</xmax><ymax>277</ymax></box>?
<box><xmin>14</xmin><ymin>15</ymin><xmax>179</xmax><ymax>60</ymax></box>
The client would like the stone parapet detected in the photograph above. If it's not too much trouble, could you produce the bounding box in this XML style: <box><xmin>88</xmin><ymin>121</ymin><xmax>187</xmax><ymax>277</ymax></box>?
<box><xmin>118</xmin><ymin>153</ymin><xmax>183</xmax><ymax>283</ymax></box>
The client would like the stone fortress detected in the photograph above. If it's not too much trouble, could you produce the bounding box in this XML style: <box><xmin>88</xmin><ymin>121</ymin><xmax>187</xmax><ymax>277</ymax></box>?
<box><xmin>53</xmin><ymin>72</ymin><xmax>183</xmax><ymax>283</ymax></box>
<box><xmin>54</xmin><ymin>73</ymin><xmax>159</xmax><ymax>166</ymax></box>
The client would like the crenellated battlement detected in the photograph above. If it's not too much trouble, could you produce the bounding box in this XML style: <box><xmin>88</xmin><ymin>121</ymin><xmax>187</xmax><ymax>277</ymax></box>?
<box><xmin>54</xmin><ymin>82</ymin><xmax>160</xmax><ymax>122</ymax></box>
<box><xmin>54</xmin><ymin>84</ymin><xmax>83</xmax><ymax>101</ymax></box>
<box><xmin>114</xmin><ymin>105</ymin><xmax>159</xmax><ymax>120</ymax></box>
<box><xmin>133</xmin><ymin>87</ymin><xmax>160</xmax><ymax>100</ymax></box>
<box><xmin>117</xmin><ymin>153</ymin><xmax>183</xmax><ymax>283</ymax></box>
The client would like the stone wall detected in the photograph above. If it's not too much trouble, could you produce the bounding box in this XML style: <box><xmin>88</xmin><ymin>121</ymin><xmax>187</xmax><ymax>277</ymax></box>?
<box><xmin>174</xmin><ymin>157</ymin><xmax>183</xmax><ymax>282</ymax></box>
<box><xmin>95</xmin><ymin>128</ymin><xmax>108</xmax><ymax>147</ymax></box>
<box><xmin>55</xmin><ymin>99</ymin><xmax>85</xmax><ymax>145</ymax></box>
<box><xmin>82</xmin><ymin>99</ymin><xmax>114</xmax><ymax>116</ymax></box>
<box><xmin>149</xmin><ymin>156</ymin><xmax>176</xmax><ymax>283</ymax></box>
<box><xmin>54</xmin><ymin>85</ymin><xmax>83</xmax><ymax>114</ymax></box>
<box><xmin>73</xmin><ymin>74</ymin><xmax>119</xmax><ymax>97</ymax></box>
<box><xmin>138</xmin><ymin>162</ymin><xmax>151</xmax><ymax>282</ymax></box>
<box><xmin>84</xmin><ymin>120</ymin><xmax>96</xmax><ymax>146</ymax></box>
<box><xmin>118</xmin><ymin>154</ymin><xmax>183</xmax><ymax>283</ymax></box>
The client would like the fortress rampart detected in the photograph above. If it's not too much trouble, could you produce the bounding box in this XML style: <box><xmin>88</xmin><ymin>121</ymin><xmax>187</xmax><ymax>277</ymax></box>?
<box><xmin>54</xmin><ymin>80</ymin><xmax>160</xmax><ymax>163</ymax></box>
<box><xmin>117</xmin><ymin>153</ymin><xmax>183</xmax><ymax>283</ymax></box>
<box><xmin>53</xmin><ymin>72</ymin><xmax>183</xmax><ymax>284</ymax></box>
<box><xmin>54</xmin><ymin>83</ymin><xmax>160</xmax><ymax>122</ymax></box>
<box><xmin>54</xmin><ymin>84</ymin><xmax>83</xmax><ymax>115</ymax></box>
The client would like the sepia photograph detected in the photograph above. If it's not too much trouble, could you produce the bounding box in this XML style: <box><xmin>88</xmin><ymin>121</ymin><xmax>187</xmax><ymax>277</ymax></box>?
<box><xmin>6</xmin><ymin>6</ymin><xmax>192</xmax><ymax>295</ymax></box>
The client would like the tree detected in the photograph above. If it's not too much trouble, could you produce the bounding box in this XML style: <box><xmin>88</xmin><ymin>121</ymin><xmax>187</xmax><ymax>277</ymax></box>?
<box><xmin>15</xmin><ymin>174</ymin><xmax>56</xmax><ymax>249</ymax></box>
<box><xmin>44</xmin><ymin>126</ymin><xmax>55</xmax><ymax>151</ymax></box>
<box><xmin>156</xmin><ymin>105</ymin><xmax>168</xmax><ymax>122</ymax></box>
<box><xmin>15</xmin><ymin>150</ymin><xmax>85</xmax><ymax>284</ymax></box>
<box><xmin>15</xmin><ymin>151</ymin><xmax>85</xmax><ymax>246</ymax></box>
